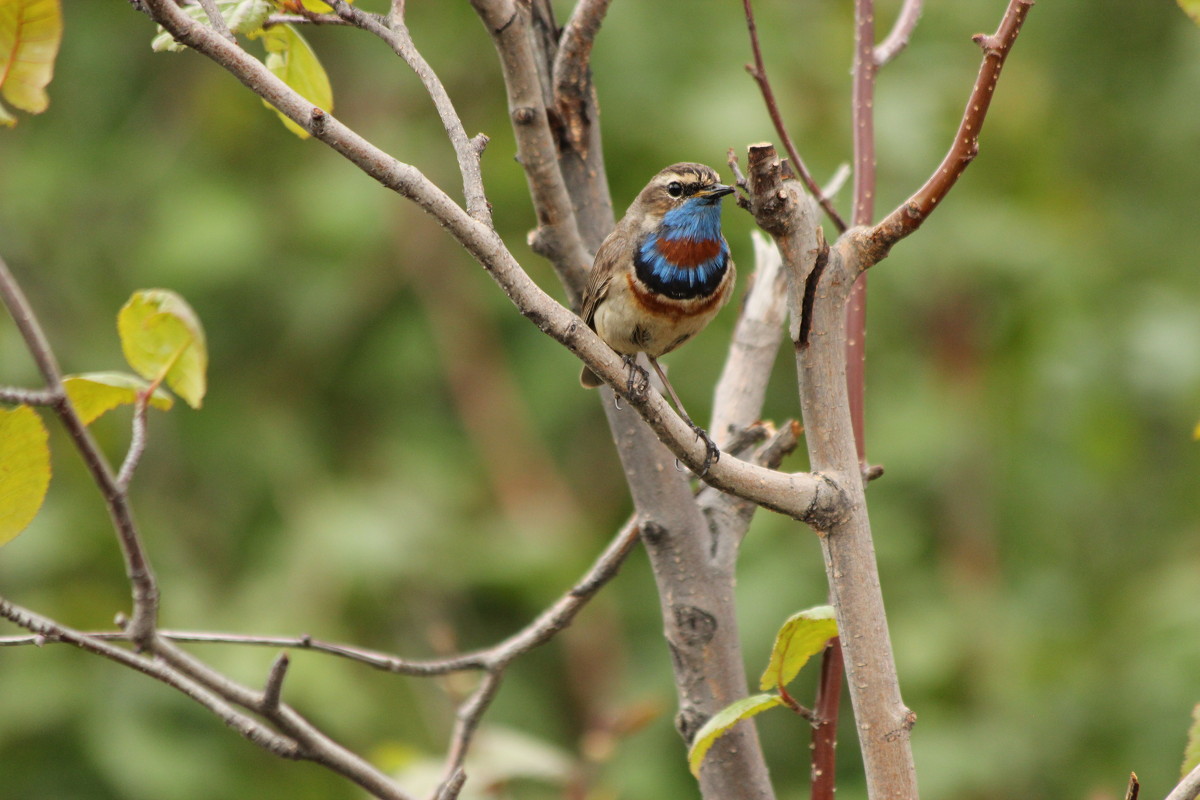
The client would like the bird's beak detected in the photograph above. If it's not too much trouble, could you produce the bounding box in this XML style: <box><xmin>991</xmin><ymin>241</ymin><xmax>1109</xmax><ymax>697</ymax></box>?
<box><xmin>700</xmin><ymin>184</ymin><xmax>735</xmax><ymax>199</ymax></box>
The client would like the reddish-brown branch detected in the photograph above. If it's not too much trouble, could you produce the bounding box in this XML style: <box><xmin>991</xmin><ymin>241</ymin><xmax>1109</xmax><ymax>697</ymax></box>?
<box><xmin>741</xmin><ymin>0</ymin><xmax>847</xmax><ymax>234</ymax></box>
<box><xmin>810</xmin><ymin>639</ymin><xmax>844</xmax><ymax>800</ymax></box>
<box><xmin>866</xmin><ymin>0</ymin><xmax>1034</xmax><ymax>264</ymax></box>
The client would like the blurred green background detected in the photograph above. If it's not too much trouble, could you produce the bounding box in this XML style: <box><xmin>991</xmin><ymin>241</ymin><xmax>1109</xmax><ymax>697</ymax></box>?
<box><xmin>2</xmin><ymin>1</ymin><xmax>1199</xmax><ymax>798</ymax></box>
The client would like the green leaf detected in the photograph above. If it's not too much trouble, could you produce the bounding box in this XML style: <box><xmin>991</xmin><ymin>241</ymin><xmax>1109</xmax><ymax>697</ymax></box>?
<box><xmin>1193</xmin><ymin>420</ymin><xmax>1199</xmax><ymax>441</ymax></box>
<box><xmin>63</xmin><ymin>372</ymin><xmax>175</xmax><ymax>425</ymax></box>
<box><xmin>759</xmin><ymin>605</ymin><xmax>838</xmax><ymax>691</ymax></box>
<box><xmin>1179</xmin><ymin>0</ymin><xmax>1200</xmax><ymax>25</ymax></box>
<box><xmin>1183</xmin><ymin>703</ymin><xmax>1200</xmax><ymax>777</ymax></box>
<box><xmin>0</xmin><ymin>0</ymin><xmax>63</xmax><ymax>127</ymax></box>
<box><xmin>117</xmin><ymin>290</ymin><xmax>208</xmax><ymax>409</ymax></box>
<box><xmin>687</xmin><ymin>693</ymin><xmax>783</xmax><ymax>776</ymax></box>
<box><xmin>0</xmin><ymin>405</ymin><xmax>51</xmax><ymax>545</ymax></box>
<box><xmin>151</xmin><ymin>0</ymin><xmax>272</xmax><ymax>52</ymax></box>
<box><xmin>251</xmin><ymin>23</ymin><xmax>331</xmax><ymax>138</ymax></box>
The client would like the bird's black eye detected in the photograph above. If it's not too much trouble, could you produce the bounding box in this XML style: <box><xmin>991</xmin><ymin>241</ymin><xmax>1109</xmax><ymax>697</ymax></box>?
<box><xmin>667</xmin><ymin>181</ymin><xmax>683</xmax><ymax>198</ymax></box>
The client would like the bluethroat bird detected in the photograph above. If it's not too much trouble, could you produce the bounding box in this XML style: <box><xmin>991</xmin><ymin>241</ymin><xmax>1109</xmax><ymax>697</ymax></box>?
<box><xmin>579</xmin><ymin>162</ymin><xmax>736</xmax><ymax>474</ymax></box>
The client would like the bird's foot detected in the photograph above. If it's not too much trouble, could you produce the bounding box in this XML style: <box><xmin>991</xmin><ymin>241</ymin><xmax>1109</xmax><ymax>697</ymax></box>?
<box><xmin>622</xmin><ymin>355</ymin><xmax>650</xmax><ymax>400</ymax></box>
<box><xmin>686</xmin><ymin>422</ymin><xmax>721</xmax><ymax>477</ymax></box>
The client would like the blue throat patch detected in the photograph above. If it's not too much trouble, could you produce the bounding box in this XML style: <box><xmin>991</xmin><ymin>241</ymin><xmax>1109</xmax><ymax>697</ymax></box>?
<box><xmin>634</xmin><ymin>199</ymin><xmax>729</xmax><ymax>300</ymax></box>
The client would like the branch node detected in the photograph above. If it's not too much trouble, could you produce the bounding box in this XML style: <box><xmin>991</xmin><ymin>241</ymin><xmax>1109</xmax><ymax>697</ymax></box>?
<box><xmin>511</xmin><ymin>106</ymin><xmax>537</xmax><ymax>125</ymax></box>
<box><xmin>803</xmin><ymin>472</ymin><xmax>852</xmax><ymax>531</ymax></box>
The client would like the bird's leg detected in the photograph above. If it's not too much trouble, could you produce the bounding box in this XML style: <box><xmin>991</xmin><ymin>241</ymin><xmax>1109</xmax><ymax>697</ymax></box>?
<box><xmin>648</xmin><ymin>357</ymin><xmax>720</xmax><ymax>476</ymax></box>
<box><xmin>622</xmin><ymin>354</ymin><xmax>650</xmax><ymax>400</ymax></box>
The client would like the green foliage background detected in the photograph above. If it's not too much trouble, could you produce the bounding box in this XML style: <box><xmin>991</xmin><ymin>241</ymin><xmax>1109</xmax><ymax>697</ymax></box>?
<box><xmin>2</xmin><ymin>1</ymin><xmax>1199</xmax><ymax>798</ymax></box>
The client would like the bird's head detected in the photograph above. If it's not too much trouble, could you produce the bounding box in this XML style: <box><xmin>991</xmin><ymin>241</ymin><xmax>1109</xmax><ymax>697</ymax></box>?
<box><xmin>635</xmin><ymin>163</ymin><xmax>735</xmax><ymax>223</ymax></box>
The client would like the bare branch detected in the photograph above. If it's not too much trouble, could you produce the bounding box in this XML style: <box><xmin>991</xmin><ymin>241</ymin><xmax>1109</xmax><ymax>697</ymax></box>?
<box><xmin>263</xmin><ymin>13</ymin><xmax>351</xmax><ymax>28</ymax></box>
<box><xmin>1167</xmin><ymin>763</ymin><xmax>1200</xmax><ymax>800</ymax></box>
<box><xmin>151</xmin><ymin>637</ymin><xmax>416</xmax><ymax>800</ymax></box>
<box><xmin>864</xmin><ymin>0</ymin><xmax>1035</xmax><ymax>267</ymax></box>
<box><xmin>0</xmin><ymin>255</ymin><xmax>160</xmax><ymax>646</ymax></box>
<box><xmin>741</xmin><ymin>0</ymin><xmax>847</xmax><ymax>233</ymax></box>
<box><xmin>1</xmin><ymin>518</ymin><xmax>643</xmax><ymax>675</ymax></box>
<box><xmin>0</xmin><ymin>596</ymin><xmax>303</xmax><ymax>759</ymax></box>
<box><xmin>320</xmin><ymin>0</ymin><xmax>491</xmax><ymax>223</ymax></box>
<box><xmin>261</xmin><ymin>652</ymin><xmax>291</xmax><ymax>711</ymax></box>
<box><xmin>470</xmin><ymin>0</ymin><xmax>593</xmax><ymax>299</ymax></box>
<box><xmin>0</xmin><ymin>386</ymin><xmax>62</xmax><ymax>405</ymax></box>
<box><xmin>438</xmin><ymin>672</ymin><xmax>502</xmax><ymax>793</ymax></box>
<box><xmin>710</xmin><ymin>231</ymin><xmax>790</xmax><ymax>448</ymax></box>
<box><xmin>550</xmin><ymin>0</ymin><xmax>612</xmax><ymax>156</ymax></box>
<box><xmin>874</xmin><ymin>0</ymin><xmax>924</xmax><ymax>66</ymax></box>
<box><xmin>852</xmin><ymin>0</ymin><xmax>878</xmax><ymax>228</ymax></box>
<box><xmin>432</xmin><ymin>768</ymin><xmax>466</xmax><ymax>800</ymax></box>
<box><xmin>746</xmin><ymin>143</ymin><xmax>918</xmax><ymax>800</ymax></box>
<box><xmin>115</xmin><ymin>395</ymin><xmax>151</xmax><ymax>490</ymax></box>
<box><xmin>196</xmin><ymin>0</ymin><xmax>235</xmax><ymax>42</ymax></box>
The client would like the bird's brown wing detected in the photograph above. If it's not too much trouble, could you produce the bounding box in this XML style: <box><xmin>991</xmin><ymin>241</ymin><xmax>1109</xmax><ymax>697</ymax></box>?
<box><xmin>578</xmin><ymin>230</ymin><xmax>628</xmax><ymax>387</ymax></box>
<box><xmin>579</xmin><ymin>230</ymin><xmax>626</xmax><ymax>329</ymax></box>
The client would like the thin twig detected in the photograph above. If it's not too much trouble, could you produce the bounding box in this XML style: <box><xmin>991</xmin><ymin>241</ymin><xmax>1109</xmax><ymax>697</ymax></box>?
<box><xmin>0</xmin><ymin>518</ymin><xmax>644</xmax><ymax>674</ymax></box>
<box><xmin>741</xmin><ymin>0</ymin><xmax>847</xmax><ymax>234</ymax></box>
<box><xmin>0</xmin><ymin>386</ymin><xmax>62</xmax><ymax>405</ymax></box>
<box><xmin>432</xmin><ymin>768</ymin><xmax>466</xmax><ymax>800</ymax></box>
<box><xmin>320</xmin><ymin>0</ymin><xmax>491</xmax><ymax>223</ymax></box>
<box><xmin>437</xmin><ymin>672</ymin><xmax>502</xmax><ymax>794</ymax></box>
<box><xmin>261</xmin><ymin>652</ymin><xmax>290</xmax><ymax>711</ymax></box>
<box><xmin>0</xmin><ymin>596</ymin><xmax>303</xmax><ymax>759</ymax></box>
<box><xmin>874</xmin><ymin>0</ymin><xmax>924</xmax><ymax>66</ymax></box>
<box><xmin>263</xmin><ymin>13</ymin><xmax>349</xmax><ymax>27</ymax></box>
<box><xmin>115</xmin><ymin>395</ymin><xmax>151</xmax><ymax>490</ymax></box>
<box><xmin>151</xmin><ymin>637</ymin><xmax>416</xmax><ymax>800</ymax></box>
<box><xmin>0</xmin><ymin>255</ymin><xmax>160</xmax><ymax>646</ymax></box>
<box><xmin>196</xmin><ymin>0</ymin><xmax>234</xmax><ymax>41</ymax></box>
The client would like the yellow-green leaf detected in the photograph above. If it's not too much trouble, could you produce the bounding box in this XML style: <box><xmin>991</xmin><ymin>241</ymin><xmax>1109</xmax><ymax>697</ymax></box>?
<box><xmin>1183</xmin><ymin>703</ymin><xmax>1200</xmax><ymax>777</ymax></box>
<box><xmin>252</xmin><ymin>23</ymin><xmax>330</xmax><ymax>138</ymax></box>
<box><xmin>1179</xmin><ymin>0</ymin><xmax>1200</xmax><ymax>25</ymax></box>
<box><xmin>63</xmin><ymin>372</ymin><xmax>175</xmax><ymax>425</ymax></box>
<box><xmin>0</xmin><ymin>0</ymin><xmax>63</xmax><ymax>127</ymax></box>
<box><xmin>1193</xmin><ymin>420</ymin><xmax>1200</xmax><ymax>441</ymax></box>
<box><xmin>151</xmin><ymin>0</ymin><xmax>272</xmax><ymax>52</ymax></box>
<box><xmin>759</xmin><ymin>605</ymin><xmax>838</xmax><ymax>691</ymax></box>
<box><xmin>687</xmin><ymin>693</ymin><xmax>782</xmax><ymax>776</ymax></box>
<box><xmin>117</xmin><ymin>289</ymin><xmax>208</xmax><ymax>409</ymax></box>
<box><xmin>0</xmin><ymin>404</ymin><xmax>51</xmax><ymax>545</ymax></box>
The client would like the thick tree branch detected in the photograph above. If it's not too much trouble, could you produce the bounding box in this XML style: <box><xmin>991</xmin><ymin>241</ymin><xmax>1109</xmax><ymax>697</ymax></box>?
<box><xmin>747</xmin><ymin>144</ymin><xmax>918</xmax><ymax>800</ymax></box>
<box><xmin>470</xmin><ymin>0</ymin><xmax>593</xmax><ymax>299</ymax></box>
<box><xmin>550</xmin><ymin>0</ymin><xmax>611</xmax><ymax>158</ymax></box>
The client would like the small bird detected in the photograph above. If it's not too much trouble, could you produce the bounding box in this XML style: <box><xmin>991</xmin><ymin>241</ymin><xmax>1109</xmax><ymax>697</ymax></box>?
<box><xmin>579</xmin><ymin>162</ymin><xmax>736</xmax><ymax>473</ymax></box>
